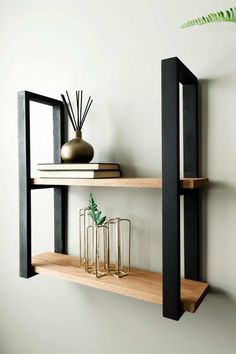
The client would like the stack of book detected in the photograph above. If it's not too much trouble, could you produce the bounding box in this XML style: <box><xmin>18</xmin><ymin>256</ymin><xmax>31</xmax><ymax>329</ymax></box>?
<box><xmin>37</xmin><ymin>163</ymin><xmax>121</xmax><ymax>179</ymax></box>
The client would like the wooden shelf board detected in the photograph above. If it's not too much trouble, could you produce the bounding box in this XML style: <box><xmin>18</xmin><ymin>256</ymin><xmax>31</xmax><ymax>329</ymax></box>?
<box><xmin>32</xmin><ymin>252</ymin><xmax>208</xmax><ymax>313</ymax></box>
<box><xmin>31</xmin><ymin>177</ymin><xmax>208</xmax><ymax>189</ymax></box>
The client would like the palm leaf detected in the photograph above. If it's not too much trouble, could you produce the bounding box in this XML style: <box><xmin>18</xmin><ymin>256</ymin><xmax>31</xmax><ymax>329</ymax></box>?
<box><xmin>181</xmin><ymin>7</ymin><xmax>236</xmax><ymax>28</ymax></box>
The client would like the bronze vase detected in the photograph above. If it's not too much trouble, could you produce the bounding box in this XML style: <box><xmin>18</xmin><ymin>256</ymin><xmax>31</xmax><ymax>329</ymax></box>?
<box><xmin>61</xmin><ymin>131</ymin><xmax>94</xmax><ymax>163</ymax></box>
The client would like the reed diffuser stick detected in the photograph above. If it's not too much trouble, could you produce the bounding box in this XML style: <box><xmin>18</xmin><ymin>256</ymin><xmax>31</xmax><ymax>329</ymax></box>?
<box><xmin>61</xmin><ymin>94</ymin><xmax>77</xmax><ymax>131</ymax></box>
<box><xmin>66</xmin><ymin>91</ymin><xmax>77</xmax><ymax>130</ymax></box>
<box><xmin>80</xmin><ymin>99</ymin><xmax>93</xmax><ymax>129</ymax></box>
<box><xmin>76</xmin><ymin>90</ymin><xmax>80</xmax><ymax>129</ymax></box>
<box><xmin>79</xmin><ymin>90</ymin><xmax>83</xmax><ymax>130</ymax></box>
<box><xmin>80</xmin><ymin>96</ymin><xmax>91</xmax><ymax>128</ymax></box>
<box><xmin>61</xmin><ymin>90</ymin><xmax>93</xmax><ymax>132</ymax></box>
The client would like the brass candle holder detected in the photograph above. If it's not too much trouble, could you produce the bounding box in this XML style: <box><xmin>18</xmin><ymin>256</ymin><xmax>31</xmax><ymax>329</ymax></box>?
<box><xmin>86</xmin><ymin>224</ymin><xmax>109</xmax><ymax>278</ymax></box>
<box><xmin>79</xmin><ymin>204</ymin><xmax>131</xmax><ymax>279</ymax></box>
<box><xmin>106</xmin><ymin>218</ymin><xmax>131</xmax><ymax>278</ymax></box>
<box><xmin>79</xmin><ymin>208</ymin><xmax>91</xmax><ymax>266</ymax></box>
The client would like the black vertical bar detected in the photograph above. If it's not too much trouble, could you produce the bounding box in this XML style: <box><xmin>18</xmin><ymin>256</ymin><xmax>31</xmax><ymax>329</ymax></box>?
<box><xmin>18</xmin><ymin>91</ymin><xmax>66</xmax><ymax>278</ymax></box>
<box><xmin>53</xmin><ymin>103</ymin><xmax>66</xmax><ymax>254</ymax></box>
<box><xmin>18</xmin><ymin>92</ymin><xmax>34</xmax><ymax>278</ymax></box>
<box><xmin>183</xmin><ymin>190</ymin><xmax>199</xmax><ymax>280</ymax></box>
<box><xmin>162</xmin><ymin>58</ymin><xmax>182</xmax><ymax>320</ymax></box>
<box><xmin>54</xmin><ymin>187</ymin><xmax>66</xmax><ymax>253</ymax></box>
<box><xmin>183</xmin><ymin>82</ymin><xmax>198</xmax><ymax>176</ymax></box>
<box><xmin>53</xmin><ymin>104</ymin><xmax>64</xmax><ymax>163</ymax></box>
<box><xmin>183</xmin><ymin>82</ymin><xmax>199</xmax><ymax>280</ymax></box>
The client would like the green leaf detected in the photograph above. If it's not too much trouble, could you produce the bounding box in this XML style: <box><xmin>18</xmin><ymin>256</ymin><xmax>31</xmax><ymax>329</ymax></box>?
<box><xmin>87</xmin><ymin>194</ymin><xmax>106</xmax><ymax>226</ymax></box>
<box><xmin>97</xmin><ymin>216</ymin><xmax>106</xmax><ymax>225</ymax></box>
<box><xmin>181</xmin><ymin>7</ymin><xmax>236</xmax><ymax>28</ymax></box>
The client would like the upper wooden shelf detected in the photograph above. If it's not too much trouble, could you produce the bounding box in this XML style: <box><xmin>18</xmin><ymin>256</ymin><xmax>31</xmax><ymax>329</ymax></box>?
<box><xmin>32</xmin><ymin>252</ymin><xmax>208</xmax><ymax>313</ymax></box>
<box><xmin>31</xmin><ymin>177</ymin><xmax>208</xmax><ymax>189</ymax></box>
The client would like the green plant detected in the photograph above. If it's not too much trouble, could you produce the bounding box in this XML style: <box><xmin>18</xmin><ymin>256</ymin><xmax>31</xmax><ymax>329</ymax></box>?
<box><xmin>88</xmin><ymin>193</ymin><xmax>106</xmax><ymax>226</ymax></box>
<box><xmin>181</xmin><ymin>7</ymin><xmax>236</xmax><ymax>28</ymax></box>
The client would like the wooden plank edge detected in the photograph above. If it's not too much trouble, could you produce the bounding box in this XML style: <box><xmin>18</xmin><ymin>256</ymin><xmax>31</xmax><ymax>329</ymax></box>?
<box><xmin>31</xmin><ymin>177</ymin><xmax>209</xmax><ymax>189</ymax></box>
<box><xmin>31</xmin><ymin>178</ymin><xmax>162</xmax><ymax>188</ymax></box>
<box><xmin>183</xmin><ymin>283</ymin><xmax>209</xmax><ymax>313</ymax></box>
<box><xmin>181</xmin><ymin>178</ymin><xmax>209</xmax><ymax>189</ymax></box>
<box><xmin>33</xmin><ymin>263</ymin><xmax>162</xmax><ymax>305</ymax></box>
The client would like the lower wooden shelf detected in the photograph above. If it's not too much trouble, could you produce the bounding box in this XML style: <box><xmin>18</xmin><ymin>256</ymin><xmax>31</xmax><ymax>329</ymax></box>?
<box><xmin>32</xmin><ymin>252</ymin><xmax>208</xmax><ymax>313</ymax></box>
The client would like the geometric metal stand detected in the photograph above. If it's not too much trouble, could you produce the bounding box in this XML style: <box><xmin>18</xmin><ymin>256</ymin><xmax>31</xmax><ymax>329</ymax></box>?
<box><xmin>162</xmin><ymin>57</ymin><xmax>199</xmax><ymax>320</ymax></box>
<box><xmin>18</xmin><ymin>91</ymin><xmax>66</xmax><ymax>278</ymax></box>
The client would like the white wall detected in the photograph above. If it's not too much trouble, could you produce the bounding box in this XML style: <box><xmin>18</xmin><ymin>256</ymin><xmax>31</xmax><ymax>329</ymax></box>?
<box><xmin>1</xmin><ymin>0</ymin><xmax>236</xmax><ymax>353</ymax></box>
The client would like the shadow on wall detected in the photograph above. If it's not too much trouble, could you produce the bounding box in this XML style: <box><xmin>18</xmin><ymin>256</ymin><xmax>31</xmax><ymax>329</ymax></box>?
<box><xmin>199</xmin><ymin>78</ymin><xmax>236</xmax><ymax>292</ymax></box>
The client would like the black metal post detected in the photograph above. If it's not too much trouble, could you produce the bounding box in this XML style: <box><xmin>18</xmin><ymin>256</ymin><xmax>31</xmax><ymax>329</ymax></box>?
<box><xmin>18</xmin><ymin>91</ymin><xmax>65</xmax><ymax>278</ymax></box>
<box><xmin>53</xmin><ymin>104</ymin><xmax>66</xmax><ymax>254</ymax></box>
<box><xmin>18</xmin><ymin>92</ymin><xmax>32</xmax><ymax>278</ymax></box>
<box><xmin>162</xmin><ymin>57</ymin><xmax>199</xmax><ymax>320</ymax></box>
<box><xmin>162</xmin><ymin>57</ymin><xmax>182</xmax><ymax>320</ymax></box>
<box><xmin>183</xmin><ymin>82</ymin><xmax>199</xmax><ymax>280</ymax></box>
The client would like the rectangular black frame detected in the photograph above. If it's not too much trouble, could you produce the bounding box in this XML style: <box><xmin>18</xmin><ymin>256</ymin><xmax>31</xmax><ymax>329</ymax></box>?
<box><xmin>162</xmin><ymin>57</ymin><xmax>199</xmax><ymax>320</ymax></box>
<box><xmin>18</xmin><ymin>91</ymin><xmax>66</xmax><ymax>278</ymax></box>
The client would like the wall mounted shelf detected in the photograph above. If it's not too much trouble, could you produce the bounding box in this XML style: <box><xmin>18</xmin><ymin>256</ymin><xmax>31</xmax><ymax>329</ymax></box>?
<box><xmin>31</xmin><ymin>177</ymin><xmax>208</xmax><ymax>189</ymax></box>
<box><xmin>32</xmin><ymin>252</ymin><xmax>208</xmax><ymax>313</ymax></box>
<box><xmin>18</xmin><ymin>57</ymin><xmax>209</xmax><ymax>321</ymax></box>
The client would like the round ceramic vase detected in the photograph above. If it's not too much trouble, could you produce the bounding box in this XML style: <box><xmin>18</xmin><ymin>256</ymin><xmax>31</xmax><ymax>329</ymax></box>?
<box><xmin>60</xmin><ymin>131</ymin><xmax>94</xmax><ymax>163</ymax></box>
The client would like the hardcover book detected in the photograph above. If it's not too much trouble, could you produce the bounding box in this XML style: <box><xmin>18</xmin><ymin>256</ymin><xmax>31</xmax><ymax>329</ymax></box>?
<box><xmin>37</xmin><ymin>163</ymin><xmax>120</xmax><ymax>171</ymax></box>
<box><xmin>39</xmin><ymin>170</ymin><xmax>121</xmax><ymax>179</ymax></box>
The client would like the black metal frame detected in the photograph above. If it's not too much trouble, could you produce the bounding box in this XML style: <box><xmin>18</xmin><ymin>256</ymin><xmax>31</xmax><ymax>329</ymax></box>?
<box><xmin>18</xmin><ymin>91</ymin><xmax>66</xmax><ymax>278</ymax></box>
<box><xmin>162</xmin><ymin>57</ymin><xmax>199</xmax><ymax>320</ymax></box>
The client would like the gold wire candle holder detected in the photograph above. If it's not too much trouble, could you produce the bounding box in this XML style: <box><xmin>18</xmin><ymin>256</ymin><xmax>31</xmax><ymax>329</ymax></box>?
<box><xmin>86</xmin><ymin>224</ymin><xmax>109</xmax><ymax>278</ymax></box>
<box><xmin>79</xmin><ymin>208</ymin><xmax>93</xmax><ymax>266</ymax></box>
<box><xmin>106</xmin><ymin>218</ymin><xmax>131</xmax><ymax>278</ymax></box>
<box><xmin>79</xmin><ymin>206</ymin><xmax>131</xmax><ymax>279</ymax></box>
